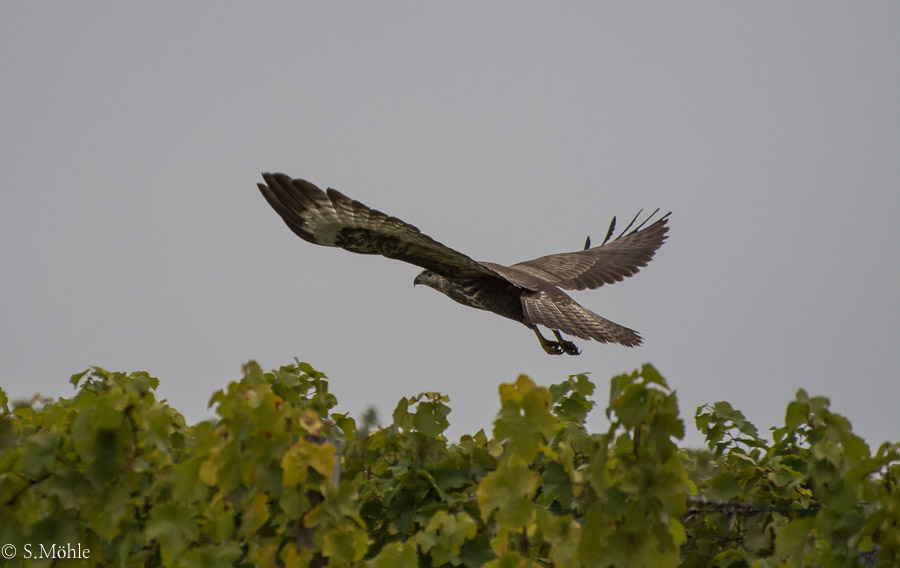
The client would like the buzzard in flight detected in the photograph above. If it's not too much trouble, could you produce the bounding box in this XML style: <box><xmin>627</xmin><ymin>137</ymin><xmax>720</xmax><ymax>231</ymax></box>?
<box><xmin>257</xmin><ymin>173</ymin><xmax>670</xmax><ymax>355</ymax></box>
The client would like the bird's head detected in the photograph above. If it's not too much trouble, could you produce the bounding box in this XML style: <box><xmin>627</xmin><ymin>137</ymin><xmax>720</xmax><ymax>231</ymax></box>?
<box><xmin>413</xmin><ymin>270</ymin><xmax>444</xmax><ymax>290</ymax></box>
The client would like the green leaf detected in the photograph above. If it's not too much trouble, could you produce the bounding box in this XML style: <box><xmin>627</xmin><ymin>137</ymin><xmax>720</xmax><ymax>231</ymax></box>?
<box><xmin>775</xmin><ymin>517</ymin><xmax>815</xmax><ymax>561</ymax></box>
<box><xmin>89</xmin><ymin>483</ymin><xmax>131</xmax><ymax>539</ymax></box>
<box><xmin>713</xmin><ymin>549</ymin><xmax>748</xmax><ymax>566</ymax></box>
<box><xmin>298</xmin><ymin>361</ymin><xmax>323</xmax><ymax>378</ymax></box>
<box><xmin>365</xmin><ymin>541</ymin><xmax>418</xmax><ymax>568</ymax></box>
<box><xmin>19</xmin><ymin>430</ymin><xmax>61</xmax><ymax>476</ymax></box>
<box><xmin>812</xmin><ymin>439</ymin><xmax>843</xmax><ymax>467</ymax></box>
<box><xmin>321</xmin><ymin>525</ymin><xmax>368</xmax><ymax>566</ymax></box>
<box><xmin>416</xmin><ymin>510</ymin><xmax>478</xmax><ymax>565</ymax></box>
<box><xmin>413</xmin><ymin>399</ymin><xmax>450</xmax><ymax>437</ymax></box>
<box><xmin>609</xmin><ymin>379</ymin><xmax>651</xmax><ymax>429</ymax></box>
<box><xmin>551</xmin><ymin>374</ymin><xmax>596</xmax><ymax>425</ymax></box>
<box><xmin>204</xmin><ymin>498</ymin><xmax>236</xmax><ymax>542</ymax></box>
<box><xmin>708</xmin><ymin>472</ymin><xmax>741</xmax><ymax>501</ymax></box>
<box><xmin>477</xmin><ymin>463</ymin><xmax>539</xmax><ymax>528</ymax></box>
<box><xmin>640</xmin><ymin>363</ymin><xmax>669</xmax><ymax>389</ymax></box>
<box><xmin>785</xmin><ymin>400</ymin><xmax>808</xmax><ymax>430</ymax></box>
<box><xmin>392</xmin><ymin>397</ymin><xmax>412</xmax><ymax>432</ymax></box>
<box><xmin>483</xmin><ymin>553</ymin><xmax>528</xmax><ymax>568</ymax></box>
<box><xmin>181</xmin><ymin>543</ymin><xmax>242</xmax><ymax>568</ymax></box>
<box><xmin>537</xmin><ymin>508</ymin><xmax>581</xmax><ymax>568</ymax></box>
<box><xmin>70</xmin><ymin>369</ymin><xmax>90</xmax><ymax>388</ymax></box>
<box><xmin>146</xmin><ymin>503</ymin><xmax>199</xmax><ymax>563</ymax></box>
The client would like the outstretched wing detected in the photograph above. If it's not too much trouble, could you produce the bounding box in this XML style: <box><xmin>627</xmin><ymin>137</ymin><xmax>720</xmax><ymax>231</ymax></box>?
<box><xmin>498</xmin><ymin>210</ymin><xmax>670</xmax><ymax>291</ymax></box>
<box><xmin>258</xmin><ymin>173</ymin><xmax>501</xmax><ymax>280</ymax></box>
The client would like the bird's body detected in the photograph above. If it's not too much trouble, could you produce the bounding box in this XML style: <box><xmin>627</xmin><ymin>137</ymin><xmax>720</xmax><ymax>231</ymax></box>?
<box><xmin>257</xmin><ymin>173</ymin><xmax>670</xmax><ymax>355</ymax></box>
<box><xmin>413</xmin><ymin>271</ymin><xmax>525</xmax><ymax>322</ymax></box>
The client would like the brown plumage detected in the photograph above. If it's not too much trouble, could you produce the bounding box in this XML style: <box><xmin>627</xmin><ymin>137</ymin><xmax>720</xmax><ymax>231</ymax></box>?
<box><xmin>257</xmin><ymin>173</ymin><xmax>670</xmax><ymax>355</ymax></box>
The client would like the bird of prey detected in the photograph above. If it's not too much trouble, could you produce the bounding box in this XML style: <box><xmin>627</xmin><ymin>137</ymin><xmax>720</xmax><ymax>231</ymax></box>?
<box><xmin>257</xmin><ymin>173</ymin><xmax>670</xmax><ymax>355</ymax></box>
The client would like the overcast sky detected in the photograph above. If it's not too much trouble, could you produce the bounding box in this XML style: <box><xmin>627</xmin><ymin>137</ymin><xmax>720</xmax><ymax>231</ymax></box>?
<box><xmin>2</xmin><ymin>3</ymin><xmax>898</xmax><ymax>447</ymax></box>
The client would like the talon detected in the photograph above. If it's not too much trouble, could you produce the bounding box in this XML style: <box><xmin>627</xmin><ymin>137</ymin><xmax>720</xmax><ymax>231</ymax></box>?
<box><xmin>553</xmin><ymin>330</ymin><xmax>581</xmax><ymax>355</ymax></box>
<box><xmin>562</xmin><ymin>342</ymin><xmax>580</xmax><ymax>356</ymax></box>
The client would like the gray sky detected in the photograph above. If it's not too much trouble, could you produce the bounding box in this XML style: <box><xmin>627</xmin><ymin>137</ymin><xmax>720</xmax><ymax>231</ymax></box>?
<box><xmin>2</xmin><ymin>3</ymin><xmax>898</xmax><ymax>447</ymax></box>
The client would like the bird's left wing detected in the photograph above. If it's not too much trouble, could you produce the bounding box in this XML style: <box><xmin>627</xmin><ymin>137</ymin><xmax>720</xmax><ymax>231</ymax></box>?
<box><xmin>505</xmin><ymin>210</ymin><xmax>671</xmax><ymax>291</ymax></box>
<box><xmin>258</xmin><ymin>173</ymin><xmax>501</xmax><ymax>280</ymax></box>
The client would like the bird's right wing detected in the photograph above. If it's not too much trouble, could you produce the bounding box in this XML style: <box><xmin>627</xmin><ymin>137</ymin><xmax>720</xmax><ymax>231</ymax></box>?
<box><xmin>258</xmin><ymin>173</ymin><xmax>501</xmax><ymax>280</ymax></box>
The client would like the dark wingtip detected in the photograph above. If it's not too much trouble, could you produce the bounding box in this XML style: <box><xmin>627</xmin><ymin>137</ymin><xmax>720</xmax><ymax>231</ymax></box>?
<box><xmin>260</xmin><ymin>171</ymin><xmax>285</xmax><ymax>183</ymax></box>
<box><xmin>609</xmin><ymin>208</ymin><xmax>672</xmax><ymax>241</ymax></box>
<box><xmin>601</xmin><ymin>216</ymin><xmax>617</xmax><ymax>245</ymax></box>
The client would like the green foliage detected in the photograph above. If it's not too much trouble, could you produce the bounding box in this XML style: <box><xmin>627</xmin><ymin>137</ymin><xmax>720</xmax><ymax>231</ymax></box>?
<box><xmin>0</xmin><ymin>362</ymin><xmax>897</xmax><ymax>567</ymax></box>
<box><xmin>690</xmin><ymin>389</ymin><xmax>900</xmax><ymax>567</ymax></box>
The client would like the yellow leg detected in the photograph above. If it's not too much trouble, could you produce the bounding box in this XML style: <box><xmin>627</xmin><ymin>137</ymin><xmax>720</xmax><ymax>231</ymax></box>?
<box><xmin>532</xmin><ymin>326</ymin><xmax>563</xmax><ymax>355</ymax></box>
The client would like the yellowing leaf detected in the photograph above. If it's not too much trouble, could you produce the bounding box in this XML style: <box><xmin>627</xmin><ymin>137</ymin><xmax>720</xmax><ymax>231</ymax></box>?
<box><xmin>494</xmin><ymin>375</ymin><xmax>556</xmax><ymax>464</ymax></box>
<box><xmin>282</xmin><ymin>438</ymin><xmax>337</xmax><ymax>487</ymax></box>
<box><xmin>239</xmin><ymin>491</ymin><xmax>270</xmax><ymax>538</ymax></box>
<box><xmin>198</xmin><ymin>458</ymin><xmax>218</xmax><ymax>486</ymax></box>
